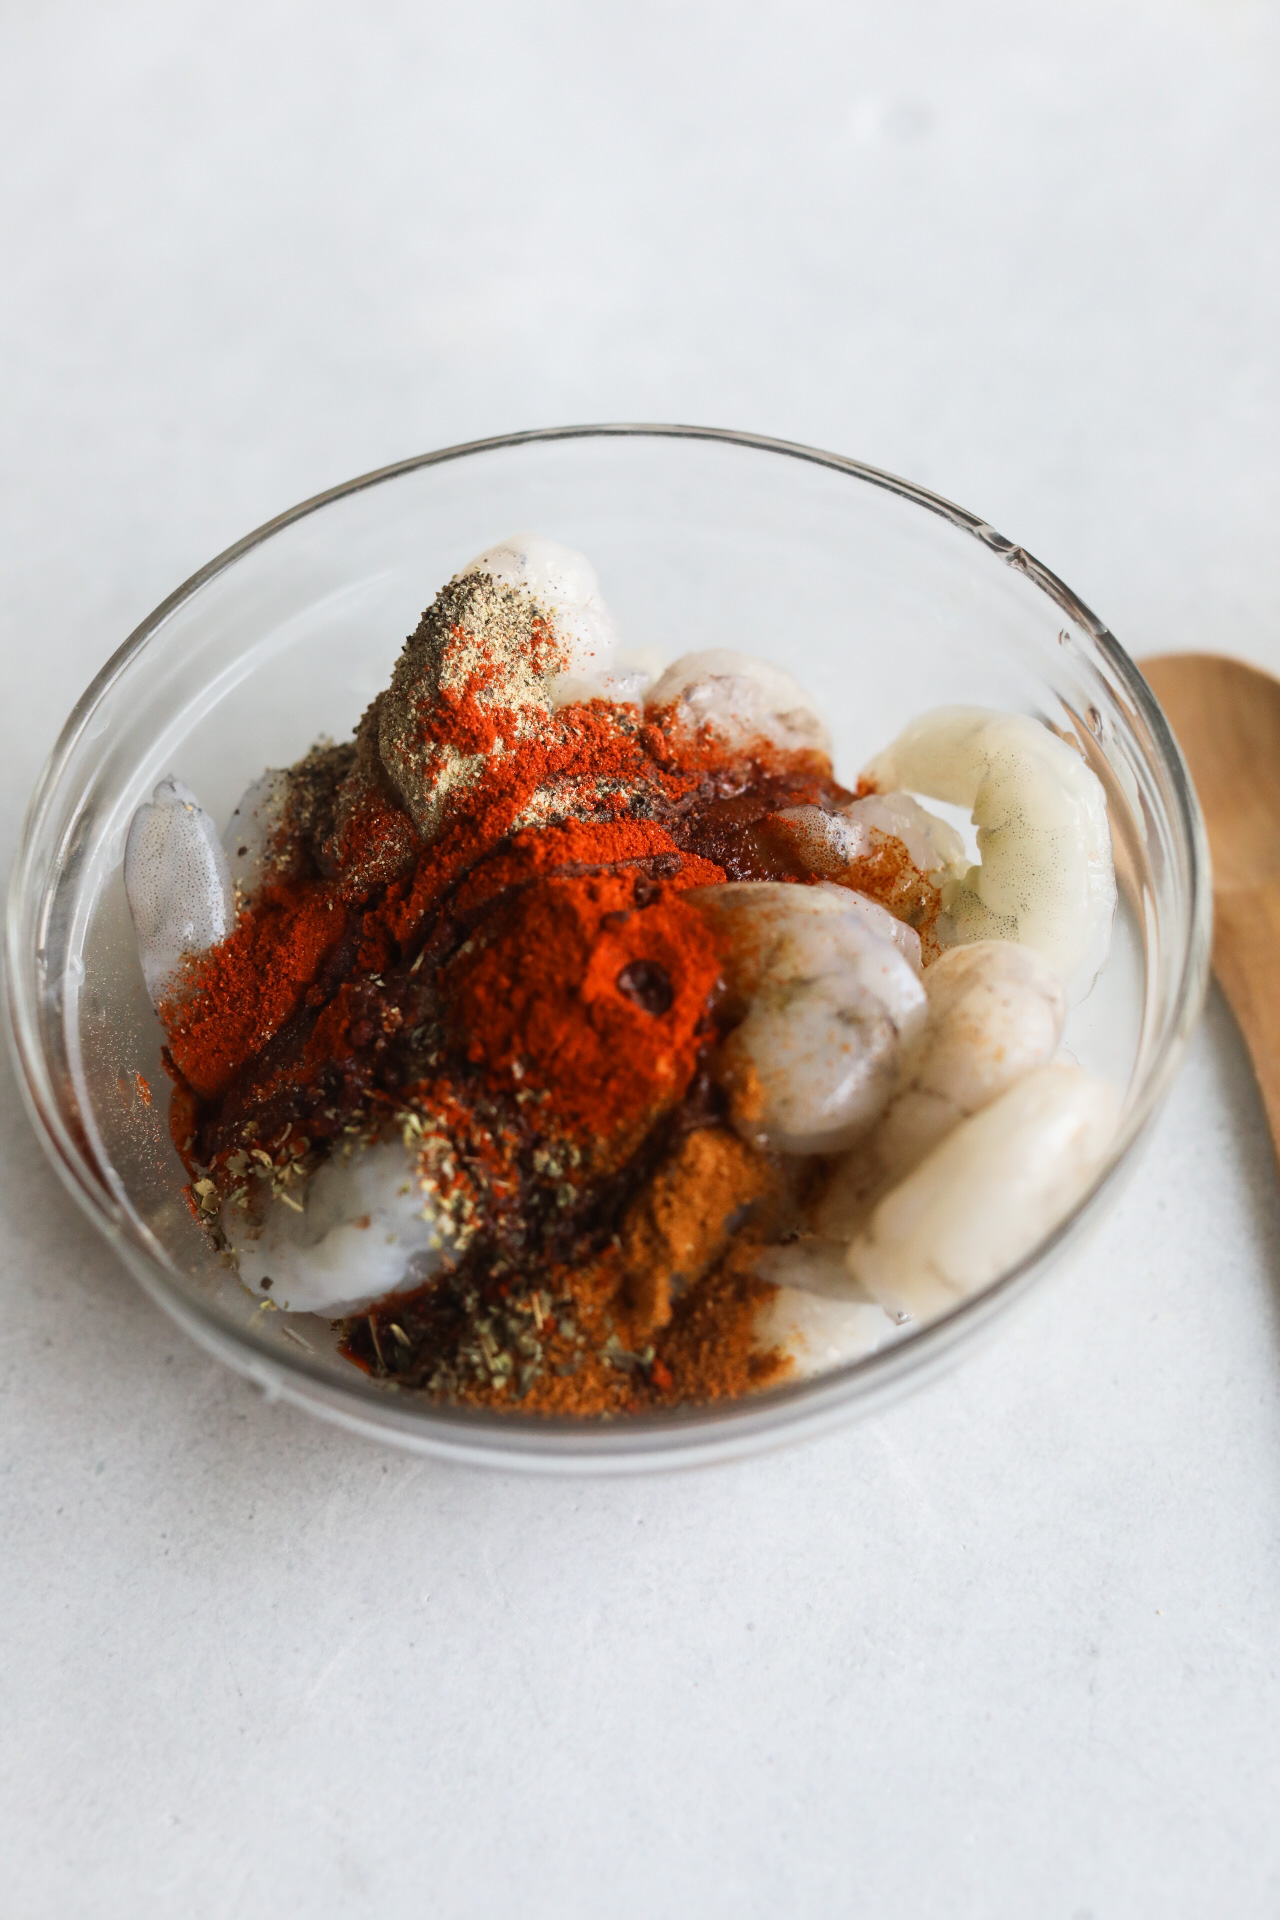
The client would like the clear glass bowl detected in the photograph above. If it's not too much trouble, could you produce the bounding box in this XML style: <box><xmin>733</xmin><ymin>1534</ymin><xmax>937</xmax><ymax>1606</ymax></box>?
<box><xmin>5</xmin><ymin>427</ymin><xmax>1211</xmax><ymax>1471</ymax></box>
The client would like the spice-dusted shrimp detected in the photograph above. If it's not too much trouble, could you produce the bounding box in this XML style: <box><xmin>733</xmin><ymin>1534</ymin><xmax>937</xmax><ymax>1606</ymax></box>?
<box><xmin>645</xmin><ymin>648</ymin><xmax>831</xmax><ymax>756</ymax></box>
<box><xmin>692</xmin><ymin>878</ymin><xmax>924</xmax><ymax>984</ymax></box>
<box><xmin>223</xmin><ymin>1137</ymin><xmax>459</xmax><ymax>1317</ymax></box>
<box><xmin>861</xmin><ymin>706</ymin><xmax>1116</xmax><ymax>1003</ymax></box>
<box><xmin>846</xmin><ymin>1062</ymin><xmax>1120</xmax><ymax>1323</ymax></box>
<box><xmin>773</xmin><ymin>790</ymin><xmax>966</xmax><ymax>891</ymax></box>
<box><xmin>123</xmin><ymin>778</ymin><xmax>234</xmax><ymax>1006</ymax></box>
<box><xmin>459</xmin><ymin>534</ymin><xmax>633</xmax><ymax>707</ymax></box>
<box><xmin>817</xmin><ymin>939</ymin><xmax>1067</xmax><ymax>1239</ymax></box>
<box><xmin>126</xmin><ymin>764</ymin><xmax>300</xmax><ymax>1003</ymax></box>
<box><xmin>689</xmin><ymin>882</ymin><xmax>926</xmax><ymax>1154</ymax></box>
<box><xmin>377</xmin><ymin>535</ymin><xmax>634</xmax><ymax>839</ymax></box>
<box><xmin>222</xmin><ymin>767</ymin><xmax>291</xmax><ymax>906</ymax></box>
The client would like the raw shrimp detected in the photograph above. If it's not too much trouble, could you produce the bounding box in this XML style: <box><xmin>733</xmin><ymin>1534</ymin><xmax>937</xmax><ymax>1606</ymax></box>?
<box><xmin>645</xmin><ymin>648</ymin><xmax>831</xmax><ymax>756</ymax></box>
<box><xmin>693</xmin><ymin>878</ymin><xmax>923</xmax><ymax>992</ymax></box>
<box><xmin>773</xmin><ymin>790</ymin><xmax>966</xmax><ymax>890</ymax></box>
<box><xmin>222</xmin><ymin>766</ymin><xmax>290</xmax><ymax>905</ymax></box>
<box><xmin>689</xmin><ymin>882</ymin><xmax>926</xmax><ymax>1154</ymax></box>
<box><xmin>379</xmin><ymin>534</ymin><xmax>630</xmax><ymax>837</ymax></box>
<box><xmin>123</xmin><ymin>778</ymin><xmax>234</xmax><ymax>1006</ymax></box>
<box><xmin>817</xmin><ymin>939</ymin><xmax>1067</xmax><ymax>1239</ymax></box>
<box><xmin>751</xmin><ymin>1241</ymin><xmax>898</xmax><ymax>1377</ymax></box>
<box><xmin>861</xmin><ymin>705</ymin><xmax>1116</xmax><ymax>1003</ymax></box>
<box><xmin>459</xmin><ymin>533</ymin><xmax>621</xmax><ymax>696</ymax></box>
<box><xmin>846</xmin><ymin>1062</ymin><xmax>1121</xmax><ymax>1323</ymax></box>
<box><xmin>549</xmin><ymin>665</ymin><xmax>652</xmax><ymax>710</ymax></box>
<box><xmin>223</xmin><ymin>1137</ymin><xmax>459</xmax><ymax>1317</ymax></box>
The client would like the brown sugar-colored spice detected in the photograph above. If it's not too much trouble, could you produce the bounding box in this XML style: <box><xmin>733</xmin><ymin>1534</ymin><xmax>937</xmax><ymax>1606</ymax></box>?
<box><xmin>620</xmin><ymin>1127</ymin><xmax>784</xmax><ymax>1332</ymax></box>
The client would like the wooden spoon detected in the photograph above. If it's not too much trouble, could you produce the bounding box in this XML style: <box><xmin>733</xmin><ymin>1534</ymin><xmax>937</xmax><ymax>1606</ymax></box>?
<box><xmin>1140</xmin><ymin>652</ymin><xmax>1280</xmax><ymax>1166</ymax></box>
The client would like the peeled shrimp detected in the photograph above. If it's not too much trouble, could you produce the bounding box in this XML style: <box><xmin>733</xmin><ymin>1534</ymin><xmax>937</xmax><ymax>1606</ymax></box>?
<box><xmin>694</xmin><ymin>878</ymin><xmax>923</xmax><ymax>989</ymax></box>
<box><xmin>752</xmin><ymin>1241</ymin><xmax>898</xmax><ymax>1377</ymax></box>
<box><xmin>861</xmin><ymin>706</ymin><xmax>1116</xmax><ymax>1003</ymax></box>
<box><xmin>459</xmin><ymin>533</ymin><xmax>621</xmax><ymax>697</ymax></box>
<box><xmin>846</xmin><ymin>1062</ymin><xmax>1121</xmax><ymax>1323</ymax></box>
<box><xmin>774</xmin><ymin>790</ymin><xmax>966</xmax><ymax>889</ymax></box>
<box><xmin>817</xmin><ymin>938</ymin><xmax>1067</xmax><ymax>1239</ymax></box>
<box><xmin>223</xmin><ymin>1137</ymin><xmax>459</xmax><ymax>1317</ymax></box>
<box><xmin>645</xmin><ymin>648</ymin><xmax>831</xmax><ymax>757</ymax></box>
<box><xmin>123</xmin><ymin>778</ymin><xmax>234</xmax><ymax>1006</ymax></box>
<box><xmin>689</xmin><ymin>882</ymin><xmax>926</xmax><ymax>1154</ymax></box>
<box><xmin>222</xmin><ymin>767</ymin><xmax>290</xmax><ymax>905</ymax></box>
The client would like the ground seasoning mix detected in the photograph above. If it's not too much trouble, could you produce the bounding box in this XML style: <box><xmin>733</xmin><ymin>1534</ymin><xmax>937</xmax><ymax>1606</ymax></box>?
<box><xmin>163</xmin><ymin>566</ymin><xmax>940</xmax><ymax>1414</ymax></box>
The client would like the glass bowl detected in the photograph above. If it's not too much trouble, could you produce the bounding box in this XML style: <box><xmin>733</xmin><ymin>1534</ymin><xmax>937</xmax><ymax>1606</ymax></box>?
<box><xmin>5</xmin><ymin>426</ymin><xmax>1211</xmax><ymax>1471</ymax></box>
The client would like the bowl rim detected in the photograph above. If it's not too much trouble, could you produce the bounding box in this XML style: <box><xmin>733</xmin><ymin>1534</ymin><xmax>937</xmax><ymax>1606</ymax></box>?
<box><xmin>4</xmin><ymin>422</ymin><xmax>1213</xmax><ymax>1467</ymax></box>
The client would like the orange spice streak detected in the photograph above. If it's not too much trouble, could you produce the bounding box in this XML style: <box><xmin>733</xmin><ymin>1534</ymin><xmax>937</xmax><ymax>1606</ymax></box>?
<box><xmin>381</xmin><ymin>701</ymin><xmax>698</xmax><ymax>945</ymax></box>
<box><xmin>160</xmin><ymin>881</ymin><xmax>347</xmax><ymax>1101</ymax></box>
<box><xmin>449</xmin><ymin>816</ymin><xmax>722</xmax><ymax>921</ymax></box>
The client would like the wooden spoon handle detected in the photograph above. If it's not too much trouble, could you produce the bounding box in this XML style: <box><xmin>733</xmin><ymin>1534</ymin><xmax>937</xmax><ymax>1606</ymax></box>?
<box><xmin>1213</xmin><ymin>884</ymin><xmax>1280</xmax><ymax>1167</ymax></box>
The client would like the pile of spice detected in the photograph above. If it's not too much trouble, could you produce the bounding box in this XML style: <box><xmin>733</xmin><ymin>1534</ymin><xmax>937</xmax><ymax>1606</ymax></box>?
<box><xmin>127</xmin><ymin>536</ymin><xmax>957</xmax><ymax>1414</ymax></box>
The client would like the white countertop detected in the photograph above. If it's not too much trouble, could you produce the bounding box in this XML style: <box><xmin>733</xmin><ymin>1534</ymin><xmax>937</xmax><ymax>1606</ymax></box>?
<box><xmin>3</xmin><ymin>3</ymin><xmax>1279</xmax><ymax>1914</ymax></box>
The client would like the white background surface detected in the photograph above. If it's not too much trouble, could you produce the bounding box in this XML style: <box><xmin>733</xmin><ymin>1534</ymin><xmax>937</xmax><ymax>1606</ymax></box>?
<box><xmin>3</xmin><ymin>3</ymin><xmax>1280</xmax><ymax>1914</ymax></box>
